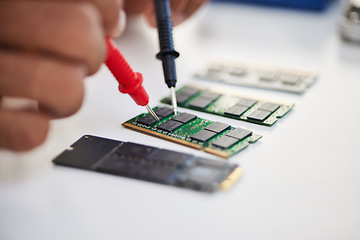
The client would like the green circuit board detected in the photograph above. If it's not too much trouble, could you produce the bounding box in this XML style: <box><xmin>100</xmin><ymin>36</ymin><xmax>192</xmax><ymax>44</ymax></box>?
<box><xmin>160</xmin><ymin>85</ymin><xmax>294</xmax><ymax>126</ymax></box>
<box><xmin>122</xmin><ymin>106</ymin><xmax>261</xmax><ymax>158</ymax></box>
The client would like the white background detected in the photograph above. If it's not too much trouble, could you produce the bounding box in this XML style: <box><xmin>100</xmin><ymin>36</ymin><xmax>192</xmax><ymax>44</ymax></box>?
<box><xmin>1</xmin><ymin>1</ymin><xmax>360</xmax><ymax>240</ymax></box>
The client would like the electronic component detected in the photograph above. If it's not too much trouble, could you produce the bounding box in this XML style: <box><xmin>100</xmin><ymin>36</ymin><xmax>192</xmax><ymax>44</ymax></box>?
<box><xmin>175</xmin><ymin>86</ymin><xmax>200</xmax><ymax>104</ymax></box>
<box><xmin>224</xmin><ymin>105</ymin><xmax>248</xmax><ymax>117</ymax></box>
<box><xmin>247</xmin><ymin>109</ymin><xmax>272</xmax><ymax>122</ymax></box>
<box><xmin>172</xmin><ymin>113</ymin><xmax>197</xmax><ymax>123</ymax></box>
<box><xmin>226</xmin><ymin>128</ymin><xmax>252</xmax><ymax>140</ymax></box>
<box><xmin>194</xmin><ymin>58</ymin><xmax>317</xmax><ymax>94</ymax></box>
<box><xmin>205</xmin><ymin>122</ymin><xmax>230</xmax><ymax>133</ymax></box>
<box><xmin>190</xmin><ymin>130</ymin><xmax>217</xmax><ymax>142</ymax></box>
<box><xmin>211</xmin><ymin>136</ymin><xmax>239</xmax><ymax>149</ymax></box>
<box><xmin>237</xmin><ymin>98</ymin><xmax>257</xmax><ymax>107</ymax></box>
<box><xmin>188</xmin><ymin>97</ymin><xmax>214</xmax><ymax>109</ymax></box>
<box><xmin>122</xmin><ymin>106</ymin><xmax>261</xmax><ymax>158</ymax></box>
<box><xmin>259</xmin><ymin>103</ymin><xmax>280</xmax><ymax>112</ymax></box>
<box><xmin>137</xmin><ymin>114</ymin><xmax>159</xmax><ymax>126</ymax></box>
<box><xmin>161</xmin><ymin>85</ymin><xmax>294</xmax><ymax>126</ymax></box>
<box><xmin>154</xmin><ymin>107</ymin><xmax>174</xmax><ymax>118</ymax></box>
<box><xmin>53</xmin><ymin>135</ymin><xmax>243</xmax><ymax>192</ymax></box>
<box><xmin>157</xmin><ymin>120</ymin><xmax>183</xmax><ymax>132</ymax></box>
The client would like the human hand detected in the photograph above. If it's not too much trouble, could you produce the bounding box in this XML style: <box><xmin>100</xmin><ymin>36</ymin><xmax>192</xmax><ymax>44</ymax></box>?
<box><xmin>0</xmin><ymin>0</ymin><xmax>124</xmax><ymax>151</ymax></box>
<box><xmin>124</xmin><ymin>0</ymin><xmax>209</xmax><ymax>27</ymax></box>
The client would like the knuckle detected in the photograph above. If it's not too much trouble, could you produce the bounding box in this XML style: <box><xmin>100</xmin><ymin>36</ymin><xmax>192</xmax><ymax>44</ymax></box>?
<box><xmin>25</xmin><ymin>57</ymin><xmax>45</xmax><ymax>95</ymax></box>
<box><xmin>23</xmin><ymin>58</ymin><xmax>85</xmax><ymax>118</ymax></box>
<box><xmin>51</xmin><ymin>67</ymin><xmax>85</xmax><ymax>117</ymax></box>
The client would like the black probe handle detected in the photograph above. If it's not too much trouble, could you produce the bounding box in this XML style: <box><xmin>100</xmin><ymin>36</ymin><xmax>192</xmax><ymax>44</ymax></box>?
<box><xmin>154</xmin><ymin>0</ymin><xmax>179</xmax><ymax>88</ymax></box>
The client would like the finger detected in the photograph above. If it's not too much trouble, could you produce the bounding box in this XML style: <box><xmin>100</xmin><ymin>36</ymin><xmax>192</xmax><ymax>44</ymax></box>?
<box><xmin>174</xmin><ymin>0</ymin><xmax>208</xmax><ymax>26</ymax></box>
<box><xmin>144</xmin><ymin>3</ymin><xmax>157</xmax><ymax>28</ymax></box>
<box><xmin>0</xmin><ymin>110</ymin><xmax>49</xmax><ymax>151</ymax></box>
<box><xmin>0</xmin><ymin>1</ymin><xmax>105</xmax><ymax>75</ymax></box>
<box><xmin>0</xmin><ymin>50</ymin><xmax>85</xmax><ymax>118</ymax></box>
<box><xmin>169</xmin><ymin>0</ymin><xmax>187</xmax><ymax>26</ymax></box>
<box><xmin>124</xmin><ymin>0</ymin><xmax>151</xmax><ymax>14</ymax></box>
<box><xmin>144</xmin><ymin>0</ymin><xmax>187</xmax><ymax>28</ymax></box>
<box><xmin>9</xmin><ymin>0</ymin><xmax>124</xmax><ymax>38</ymax></box>
<box><xmin>89</xmin><ymin>0</ymin><xmax>123</xmax><ymax>38</ymax></box>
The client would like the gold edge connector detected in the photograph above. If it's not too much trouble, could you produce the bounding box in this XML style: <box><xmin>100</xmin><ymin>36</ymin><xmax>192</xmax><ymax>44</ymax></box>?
<box><xmin>122</xmin><ymin>122</ymin><xmax>202</xmax><ymax>150</ymax></box>
<box><xmin>220</xmin><ymin>168</ymin><xmax>243</xmax><ymax>191</ymax></box>
<box><xmin>204</xmin><ymin>147</ymin><xmax>230</xmax><ymax>158</ymax></box>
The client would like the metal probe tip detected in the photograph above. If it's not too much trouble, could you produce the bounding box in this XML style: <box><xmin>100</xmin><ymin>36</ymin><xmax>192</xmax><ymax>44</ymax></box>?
<box><xmin>145</xmin><ymin>105</ymin><xmax>160</xmax><ymax>122</ymax></box>
<box><xmin>170</xmin><ymin>87</ymin><xmax>178</xmax><ymax>116</ymax></box>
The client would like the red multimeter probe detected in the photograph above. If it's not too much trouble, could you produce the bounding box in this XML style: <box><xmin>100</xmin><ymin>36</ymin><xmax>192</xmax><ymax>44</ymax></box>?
<box><xmin>105</xmin><ymin>38</ymin><xmax>159</xmax><ymax>121</ymax></box>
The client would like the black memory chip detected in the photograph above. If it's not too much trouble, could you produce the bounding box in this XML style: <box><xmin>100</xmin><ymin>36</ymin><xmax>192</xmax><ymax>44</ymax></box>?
<box><xmin>96</xmin><ymin>155</ymin><xmax>143</xmax><ymax>177</ymax></box>
<box><xmin>176</xmin><ymin>94</ymin><xmax>192</xmax><ymax>105</ymax></box>
<box><xmin>154</xmin><ymin>107</ymin><xmax>174</xmax><ymax>118</ymax></box>
<box><xmin>247</xmin><ymin>109</ymin><xmax>272</xmax><ymax>121</ymax></box>
<box><xmin>205</xmin><ymin>122</ymin><xmax>230</xmax><ymax>133</ymax></box>
<box><xmin>259</xmin><ymin>102</ymin><xmax>280</xmax><ymax>112</ymax></box>
<box><xmin>224</xmin><ymin>105</ymin><xmax>249</xmax><ymax>117</ymax></box>
<box><xmin>257</xmin><ymin>70</ymin><xmax>277</xmax><ymax>82</ymax></box>
<box><xmin>237</xmin><ymin>98</ymin><xmax>257</xmax><ymax>107</ymax></box>
<box><xmin>115</xmin><ymin>142</ymin><xmax>158</xmax><ymax>158</ymax></box>
<box><xmin>190</xmin><ymin>130</ymin><xmax>217</xmax><ymax>142</ymax></box>
<box><xmin>137</xmin><ymin>114</ymin><xmax>158</xmax><ymax>126</ymax></box>
<box><xmin>188</xmin><ymin>97</ymin><xmax>214</xmax><ymax>109</ymax></box>
<box><xmin>157</xmin><ymin>120</ymin><xmax>183</xmax><ymax>132</ymax></box>
<box><xmin>148</xmin><ymin>149</ymin><xmax>194</xmax><ymax>167</ymax></box>
<box><xmin>53</xmin><ymin>135</ymin><xmax>241</xmax><ymax>192</ymax></box>
<box><xmin>200</xmin><ymin>91</ymin><xmax>221</xmax><ymax>101</ymax></box>
<box><xmin>179</xmin><ymin>86</ymin><xmax>200</xmax><ymax>96</ymax></box>
<box><xmin>226</xmin><ymin>128</ymin><xmax>252</xmax><ymax>140</ymax></box>
<box><xmin>211</xmin><ymin>136</ymin><xmax>239</xmax><ymax>149</ymax></box>
<box><xmin>279</xmin><ymin>73</ymin><xmax>300</xmax><ymax>85</ymax></box>
<box><xmin>135</xmin><ymin>163</ymin><xmax>178</xmax><ymax>184</ymax></box>
<box><xmin>172</xmin><ymin>113</ymin><xmax>197</xmax><ymax>123</ymax></box>
<box><xmin>229</xmin><ymin>68</ymin><xmax>247</xmax><ymax>77</ymax></box>
<box><xmin>175</xmin><ymin>87</ymin><xmax>200</xmax><ymax>105</ymax></box>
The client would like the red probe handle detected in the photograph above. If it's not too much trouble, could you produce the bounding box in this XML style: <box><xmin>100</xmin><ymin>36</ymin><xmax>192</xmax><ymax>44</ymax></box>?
<box><xmin>105</xmin><ymin>38</ymin><xmax>149</xmax><ymax>106</ymax></box>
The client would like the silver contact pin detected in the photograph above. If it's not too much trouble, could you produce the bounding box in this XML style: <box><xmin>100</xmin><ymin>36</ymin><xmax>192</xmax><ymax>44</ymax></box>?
<box><xmin>170</xmin><ymin>87</ymin><xmax>178</xmax><ymax>116</ymax></box>
<box><xmin>145</xmin><ymin>105</ymin><xmax>160</xmax><ymax>122</ymax></box>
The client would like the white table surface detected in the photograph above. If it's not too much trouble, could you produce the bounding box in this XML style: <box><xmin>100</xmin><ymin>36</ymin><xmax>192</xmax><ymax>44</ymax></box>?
<box><xmin>1</xmin><ymin>2</ymin><xmax>360</xmax><ymax>240</ymax></box>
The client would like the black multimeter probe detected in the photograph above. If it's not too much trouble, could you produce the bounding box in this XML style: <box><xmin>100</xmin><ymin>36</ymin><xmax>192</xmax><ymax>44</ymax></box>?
<box><xmin>154</xmin><ymin>0</ymin><xmax>180</xmax><ymax>115</ymax></box>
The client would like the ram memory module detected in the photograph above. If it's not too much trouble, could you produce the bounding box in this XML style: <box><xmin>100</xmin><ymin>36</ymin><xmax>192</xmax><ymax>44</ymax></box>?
<box><xmin>122</xmin><ymin>106</ymin><xmax>261</xmax><ymax>158</ymax></box>
<box><xmin>160</xmin><ymin>85</ymin><xmax>294</xmax><ymax>126</ymax></box>
<box><xmin>53</xmin><ymin>135</ymin><xmax>243</xmax><ymax>193</ymax></box>
<box><xmin>194</xmin><ymin>58</ymin><xmax>317</xmax><ymax>94</ymax></box>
